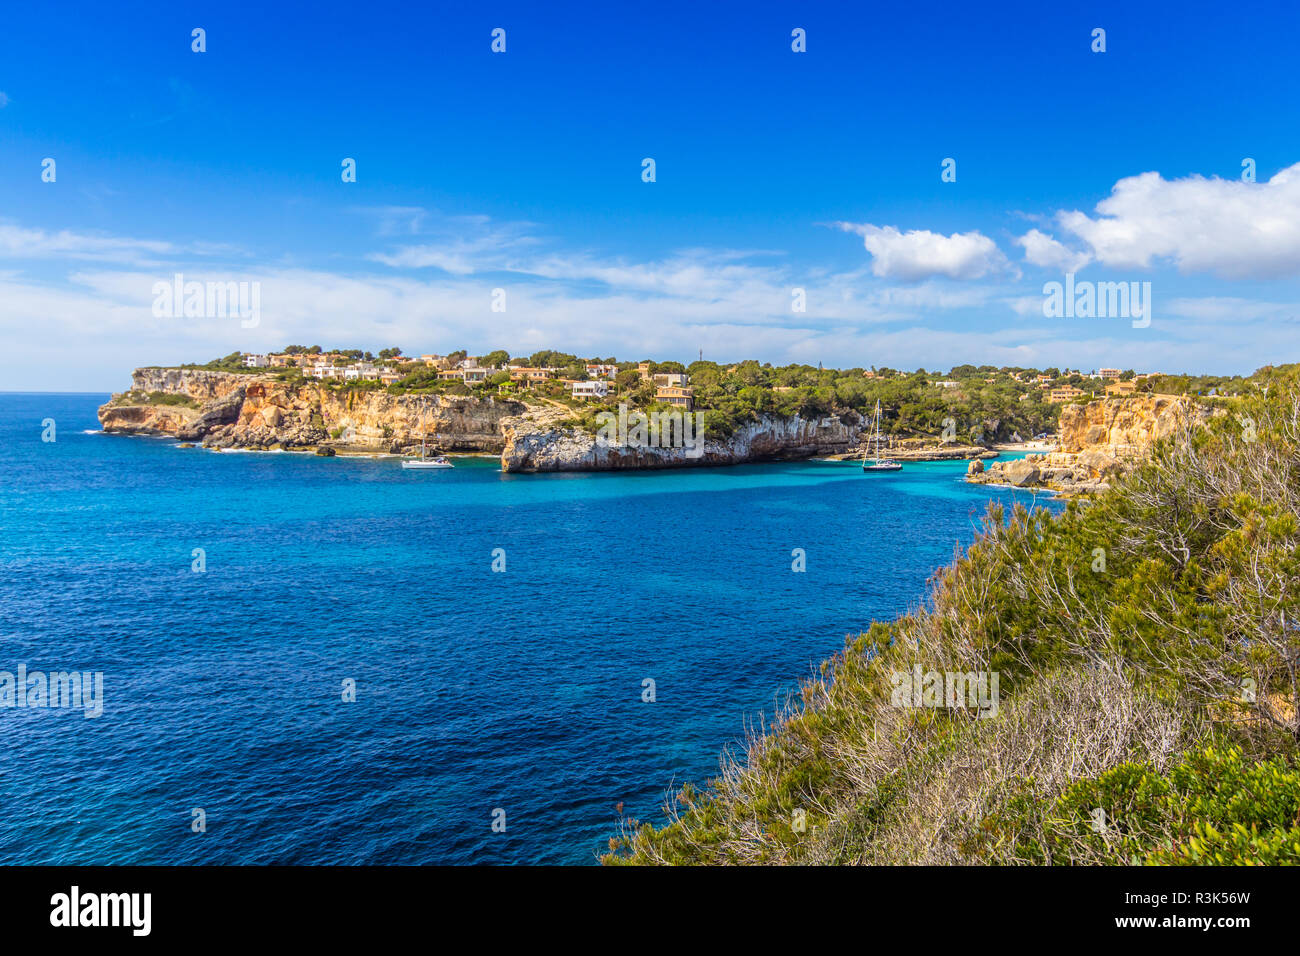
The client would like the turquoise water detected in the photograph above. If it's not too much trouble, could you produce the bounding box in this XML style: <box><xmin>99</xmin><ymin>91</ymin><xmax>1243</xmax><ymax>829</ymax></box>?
<box><xmin>0</xmin><ymin>393</ymin><xmax>1058</xmax><ymax>864</ymax></box>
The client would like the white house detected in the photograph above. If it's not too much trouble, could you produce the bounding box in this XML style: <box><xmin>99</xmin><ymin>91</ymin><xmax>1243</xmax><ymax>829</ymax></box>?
<box><xmin>571</xmin><ymin>380</ymin><xmax>609</xmax><ymax>399</ymax></box>
<box><xmin>242</xmin><ymin>353</ymin><xmax>269</xmax><ymax>368</ymax></box>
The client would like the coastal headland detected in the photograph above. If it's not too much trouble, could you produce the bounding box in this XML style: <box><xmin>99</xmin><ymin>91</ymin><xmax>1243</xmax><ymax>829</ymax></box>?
<box><xmin>98</xmin><ymin>367</ymin><xmax>925</xmax><ymax>471</ymax></box>
<box><xmin>97</xmin><ymin>354</ymin><xmax>1226</xmax><ymax>478</ymax></box>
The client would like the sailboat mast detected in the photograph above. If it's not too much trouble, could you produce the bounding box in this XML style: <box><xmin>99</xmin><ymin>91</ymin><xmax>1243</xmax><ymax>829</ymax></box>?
<box><xmin>874</xmin><ymin>400</ymin><xmax>882</xmax><ymax>459</ymax></box>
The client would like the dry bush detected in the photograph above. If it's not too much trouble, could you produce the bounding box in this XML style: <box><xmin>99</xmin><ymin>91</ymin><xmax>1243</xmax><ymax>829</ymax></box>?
<box><xmin>798</xmin><ymin>662</ymin><xmax>1195</xmax><ymax>864</ymax></box>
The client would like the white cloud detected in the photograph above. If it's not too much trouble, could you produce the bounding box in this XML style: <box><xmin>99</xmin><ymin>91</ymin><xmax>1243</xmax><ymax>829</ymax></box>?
<box><xmin>1006</xmin><ymin>294</ymin><xmax>1050</xmax><ymax>318</ymax></box>
<box><xmin>369</xmin><ymin>236</ymin><xmax>530</xmax><ymax>274</ymax></box>
<box><xmin>350</xmin><ymin>205</ymin><xmax>429</xmax><ymax>237</ymax></box>
<box><xmin>1015</xmin><ymin>228</ymin><xmax>1092</xmax><ymax>272</ymax></box>
<box><xmin>832</xmin><ymin>222</ymin><xmax>1011</xmax><ymax>281</ymax></box>
<box><xmin>1044</xmin><ymin>164</ymin><xmax>1300</xmax><ymax>279</ymax></box>
<box><xmin>0</xmin><ymin>92</ymin><xmax>9</xmax><ymax>108</ymax></box>
<box><xmin>0</xmin><ymin>223</ymin><xmax>174</xmax><ymax>265</ymax></box>
<box><xmin>366</xmin><ymin>215</ymin><xmax>540</xmax><ymax>273</ymax></box>
<box><xmin>370</xmin><ymin>219</ymin><xmax>903</xmax><ymax>321</ymax></box>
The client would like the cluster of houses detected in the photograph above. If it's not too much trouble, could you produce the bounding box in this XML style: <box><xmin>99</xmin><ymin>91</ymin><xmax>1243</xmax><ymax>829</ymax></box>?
<box><xmin>1080</xmin><ymin>368</ymin><xmax>1162</xmax><ymax>398</ymax></box>
<box><xmin>1093</xmin><ymin>367</ymin><xmax>1167</xmax><ymax>397</ymax></box>
<box><xmin>239</xmin><ymin>352</ymin><xmax>695</xmax><ymax>409</ymax></box>
<box><xmin>239</xmin><ymin>350</ymin><xmax>1165</xmax><ymax>410</ymax></box>
<box><xmin>529</xmin><ymin>361</ymin><xmax>694</xmax><ymax>409</ymax></box>
<box><xmin>914</xmin><ymin>367</ymin><xmax>1161</xmax><ymax>403</ymax></box>
<box><xmin>244</xmin><ymin>351</ymin><xmax>407</xmax><ymax>385</ymax></box>
<box><xmin>902</xmin><ymin>367</ymin><xmax>1163</xmax><ymax>404</ymax></box>
<box><xmin>637</xmin><ymin>362</ymin><xmax>694</xmax><ymax>409</ymax></box>
<box><xmin>1085</xmin><ymin>367</ymin><xmax>1143</xmax><ymax>396</ymax></box>
<box><xmin>1002</xmin><ymin>367</ymin><xmax>1159</xmax><ymax>403</ymax></box>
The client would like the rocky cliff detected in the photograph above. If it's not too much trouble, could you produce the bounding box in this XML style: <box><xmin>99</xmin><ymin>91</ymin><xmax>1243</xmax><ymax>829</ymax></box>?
<box><xmin>968</xmin><ymin>394</ymin><xmax>1210</xmax><ymax>495</ymax></box>
<box><xmin>501</xmin><ymin>413</ymin><xmax>862</xmax><ymax>472</ymax></box>
<box><xmin>1058</xmin><ymin>393</ymin><xmax>1209</xmax><ymax>455</ymax></box>
<box><xmin>98</xmin><ymin>368</ymin><xmax>544</xmax><ymax>453</ymax></box>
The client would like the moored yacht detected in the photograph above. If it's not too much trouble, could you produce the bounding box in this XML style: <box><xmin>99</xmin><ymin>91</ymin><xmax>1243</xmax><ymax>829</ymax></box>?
<box><xmin>402</xmin><ymin>399</ymin><xmax>455</xmax><ymax>470</ymax></box>
<box><xmin>862</xmin><ymin>400</ymin><xmax>903</xmax><ymax>472</ymax></box>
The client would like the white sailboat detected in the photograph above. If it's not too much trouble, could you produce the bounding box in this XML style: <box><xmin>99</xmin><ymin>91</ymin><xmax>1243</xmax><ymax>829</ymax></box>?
<box><xmin>402</xmin><ymin>399</ymin><xmax>454</xmax><ymax>469</ymax></box>
<box><xmin>862</xmin><ymin>399</ymin><xmax>902</xmax><ymax>472</ymax></box>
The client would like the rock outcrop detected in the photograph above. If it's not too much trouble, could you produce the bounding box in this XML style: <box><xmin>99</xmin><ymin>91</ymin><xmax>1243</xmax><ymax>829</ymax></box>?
<box><xmin>1059</xmin><ymin>394</ymin><xmax>1209</xmax><ymax>455</ymax></box>
<box><xmin>971</xmin><ymin>453</ymin><xmax>1108</xmax><ymax>495</ymax></box>
<box><xmin>176</xmin><ymin>387</ymin><xmax>246</xmax><ymax>440</ymax></box>
<box><xmin>968</xmin><ymin>394</ymin><xmax>1210</xmax><ymax>495</ymax></box>
<box><xmin>501</xmin><ymin>413</ymin><xmax>862</xmax><ymax>472</ymax></box>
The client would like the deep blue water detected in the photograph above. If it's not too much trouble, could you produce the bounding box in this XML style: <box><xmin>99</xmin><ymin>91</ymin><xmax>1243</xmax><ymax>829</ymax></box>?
<box><xmin>0</xmin><ymin>393</ymin><xmax>1058</xmax><ymax>865</ymax></box>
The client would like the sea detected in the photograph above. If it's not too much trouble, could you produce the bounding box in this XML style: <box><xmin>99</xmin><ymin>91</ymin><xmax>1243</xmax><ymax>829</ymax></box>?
<box><xmin>0</xmin><ymin>392</ymin><xmax>1059</xmax><ymax>865</ymax></box>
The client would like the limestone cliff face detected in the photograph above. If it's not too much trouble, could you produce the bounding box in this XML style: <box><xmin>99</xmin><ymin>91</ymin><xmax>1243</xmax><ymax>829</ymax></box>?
<box><xmin>98</xmin><ymin>368</ymin><xmax>534</xmax><ymax>452</ymax></box>
<box><xmin>122</xmin><ymin>367</ymin><xmax>251</xmax><ymax>403</ymax></box>
<box><xmin>1059</xmin><ymin>394</ymin><xmax>1207</xmax><ymax>455</ymax></box>
<box><xmin>502</xmin><ymin>413</ymin><xmax>861</xmax><ymax>472</ymax></box>
<box><xmin>970</xmin><ymin>395</ymin><xmax>1211</xmax><ymax>495</ymax></box>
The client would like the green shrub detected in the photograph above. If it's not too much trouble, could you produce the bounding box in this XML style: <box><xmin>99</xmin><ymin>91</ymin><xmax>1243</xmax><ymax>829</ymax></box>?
<box><xmin>978</xmin><ymin>747</ymin><xmax>1300</xmax><ymax>865</ymax></box>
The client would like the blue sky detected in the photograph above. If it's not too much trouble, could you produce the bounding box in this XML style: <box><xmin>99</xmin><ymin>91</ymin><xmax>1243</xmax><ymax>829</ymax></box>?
<box><xmin>3</xmin><ymin>0</ymin><xmax>1300</xmax><ymax>390</ymax></box>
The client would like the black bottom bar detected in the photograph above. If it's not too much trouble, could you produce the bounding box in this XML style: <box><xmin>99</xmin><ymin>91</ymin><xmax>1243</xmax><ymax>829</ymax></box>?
<box><xmin>0</xmin><ymin>864</ymin><xmax>1279</xmax><ymax>942</ymax></box>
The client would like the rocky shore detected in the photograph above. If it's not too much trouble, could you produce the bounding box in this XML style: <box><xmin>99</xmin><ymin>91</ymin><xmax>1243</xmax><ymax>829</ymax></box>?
<box><xmin>965</xmin><ymin>452</ymin><xmax>1115</xmax><ymax>495</ymax></box>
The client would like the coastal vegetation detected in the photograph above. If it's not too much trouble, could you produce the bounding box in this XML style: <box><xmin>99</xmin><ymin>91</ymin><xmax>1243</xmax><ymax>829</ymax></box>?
<box><xmin>563</xmin><ymin>361</ymin><xmax>1063</xmax><ymax>441</ymax></box>
<box><xmin>181</xmin><ymin>351</ymin><xmax>268</xmax><ymax>374</ymax></box>
<box><xmin>184</xmin><ymin>348</ymin><xmax>1114</xmax><ymax>443</ymax></box>
<box><xmin>105</xmin><ymin>389</ymin><xmax>200</xmax><ymax>409</ymax></box>
<box><xmin>603</xmin><ymin>364</ymin><xmax>1300</xmax><ymax>865</ymax></box>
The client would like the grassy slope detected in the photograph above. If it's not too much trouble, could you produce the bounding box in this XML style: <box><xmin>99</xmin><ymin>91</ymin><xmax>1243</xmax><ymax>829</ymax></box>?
<box><xmin>605</xmin><ymin>367</ymin><xmax>1300</xmax><ymax>865</ymax></box>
